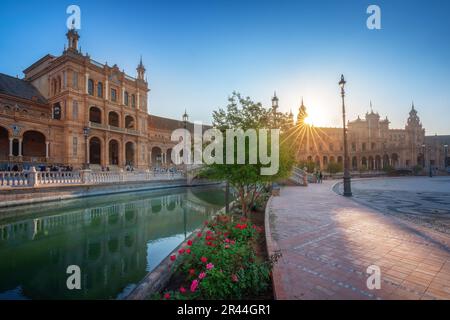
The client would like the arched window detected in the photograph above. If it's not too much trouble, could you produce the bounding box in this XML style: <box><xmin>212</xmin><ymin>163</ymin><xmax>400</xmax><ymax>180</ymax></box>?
<box><xmin>89</xmin><ymin>106</ymin><xmax>102</xmax><ymax>124</ymax></box>
<box><xmin>97</xmin><ymin>82</ymin><xmax>103</xmax><ymax>98</ymax></box>
<box><xmin>125</xmin><ymin>115</ymin><xmax>135</xmax><ymax>129</ymax></box>
<box><xmin>124</xmin><ymin>91</ymin><xmax>129</xmax><ymax>106</ymax></box>
<box><xmin>88</xmin><ymin>79</ymin><xmax>94</xmax><ymax>95</ymax></box>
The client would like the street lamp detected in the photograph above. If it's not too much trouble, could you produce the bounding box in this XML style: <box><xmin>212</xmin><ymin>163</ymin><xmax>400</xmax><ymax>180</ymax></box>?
<box><xmin>339</xmin><ymin>75</ymin><xmax>352</xmax><ymax>197</ymax></box>
<box><xmin>83</xmin><ymin>126</ymin><xmax>90</xmax><ymax>169</ymax></box>
<box><xmin>421</xmin><ymin>144</ymin><xmax>426</xmax><ymax>169</ymax></box>
<box><xmin>444</xmin><ymin>144</ymin><xmax>448</xmax><ymax>169</ymax></box>
<box><xmin>182</xmin><ymin>109</ymin><xmax>189</xmax><ymax>171</ymax></box>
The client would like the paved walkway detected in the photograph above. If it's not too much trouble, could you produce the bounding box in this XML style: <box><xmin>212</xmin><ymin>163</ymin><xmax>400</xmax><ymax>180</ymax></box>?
<box><xmin>267</xmin><ymin>180</ymin><xmax>450</xmax><ymax>300</ymax></box>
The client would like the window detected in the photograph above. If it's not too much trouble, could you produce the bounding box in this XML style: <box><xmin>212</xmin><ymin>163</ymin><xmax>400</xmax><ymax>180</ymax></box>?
<box><xmin>131</xmin><ymin>94</ymin><xmax>136</xmax><ymax>108</ymax></box>
<box><xmin>72</xmin><ymin>72</ymin><xmax>78</xmax><ymax>89</ymax></box>
<box><xmin>97</xmin><ymin>82</ymin><xmax>103</xmax><ymax>98</ymax></box>
<box><xmin>73</xmin><ymin>137</ymin><xmax>78</xmax><ymax>156</ymax></box>
<box><xmin>371</xmin><ymin>143</ymin><xmax>376</xmax><ymax>150</ymax></box>
<box><xmin>329</xmin><ymin>143</ymin><xmax>334</xmax><ymax>151</ymax></box>
<box><xmin>88</xmin><ymin>79</ymin><xmax>94</xmax><ymax>95</ymax></box>
<box><xmin>111</xmin><ymin>88</ymin><xmax>117</xmax><ymax>102</ymax></box>
<box><xmin>352</xmin><ymin>143</ymin><xmax>356</xmax><ymax>152</ymax></box>
<box><xmin>53</xmin><ymin>103</ymin><xmax>61</xmax><ymax>120</ymax></box>
<box><xmin>362</xmin><ymin>143</ymin><xmax>366</xmax><ymax>151</ymax></box>
<box><xmin>124</xmin><ymin>91</ymin><xmax>129</xmax><ymax>106</ymax></box>
<box><xmin>72</xmin><ymin>100</ymin><xmax>78</xmax><ymax>119</ymax></box>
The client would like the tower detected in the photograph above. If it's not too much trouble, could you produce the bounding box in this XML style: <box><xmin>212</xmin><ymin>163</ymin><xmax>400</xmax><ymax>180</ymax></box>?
<box><xmin>137</xmin><ymin>56</ymin><xmax>146</xmax><ymax>81</ymax></box>
<box><xmin>66</xmin><ymin>29</ymin><xmax>80</xmax><ymax>52</ymax></box>
<box><xmin>271</xmin><ymin>91</ymin><xmax>279</xmax><ymax>111</ymax></box>
<box><xmin>297</xmin><ymin>98</ymin><xmax>308</xmax><ymax>125</ymax></box>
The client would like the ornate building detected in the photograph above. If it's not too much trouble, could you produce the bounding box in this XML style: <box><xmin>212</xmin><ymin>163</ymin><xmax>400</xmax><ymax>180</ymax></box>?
<box><xmin>0</xmin><ymin>30</ymin><xmax>188</xmax><ymax>171</ymax></box>
<box><xmin>293</xmin><ymin>98</ymin><xmax>433</xmax><ymax>171</ymax></box>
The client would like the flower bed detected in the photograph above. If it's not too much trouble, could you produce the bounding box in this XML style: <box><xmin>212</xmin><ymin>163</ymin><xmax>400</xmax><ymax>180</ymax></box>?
<box><xmin>152</xmin><ymin>214</ymin><xmax>272</xmax><ymax>300</ymax></box>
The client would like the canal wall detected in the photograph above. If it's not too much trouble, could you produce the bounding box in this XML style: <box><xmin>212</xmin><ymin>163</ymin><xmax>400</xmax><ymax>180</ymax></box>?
<box><xmin>0</xmin><ymin>179</ymin><xmax>218</xmax><ymax>209</ymax></box>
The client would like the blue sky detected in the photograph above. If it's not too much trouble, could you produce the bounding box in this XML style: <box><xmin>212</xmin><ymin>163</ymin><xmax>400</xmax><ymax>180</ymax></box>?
<box><xmin>0</xmin><ymin>0</ymin><xmax>449</xmax><ymax>134</ymax></box>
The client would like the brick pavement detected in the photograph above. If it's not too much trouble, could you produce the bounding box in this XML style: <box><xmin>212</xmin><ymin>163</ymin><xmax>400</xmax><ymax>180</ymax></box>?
<box><xmin>266</xmin><ymin>181</ymin><xmax>450</xmax><ymax>300</ymax></box>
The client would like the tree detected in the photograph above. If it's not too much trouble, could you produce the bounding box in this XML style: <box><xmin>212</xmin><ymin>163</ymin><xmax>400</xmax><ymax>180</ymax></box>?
<box><xmin>327</xmin><ymin>162</ymin><xmax>342</xmax><ymax>176</ymax></box>
<box><xmin>200</xmin><ymin>92</ymin><xmax>296</xmax><ymax>216</ymax></box>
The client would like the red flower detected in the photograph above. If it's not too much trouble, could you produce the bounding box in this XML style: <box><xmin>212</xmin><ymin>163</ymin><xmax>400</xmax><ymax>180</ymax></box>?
<box><xmin>178</xmin><ymin>249</ymin><xmax>185</xmax><ymax>255</ymax></box>
<box><xmin>231</xmin><ymin>274</ymin><xmax>239</xmax><ymax>283</ymax></box>
<box><xmin>170</xmin><ymin>255</ymin><xmax>176</xmax><ymax>261</ymax></box>
<box><xmin>204</xmin><ymin>220</ymin><xmax>209</xmax><ymax>226</ymax></box>
<box><xmin>197</xmin><ymin>232</ymin><xmax>202</xmax><ymax>238</ymax></box>
<box><xmin>225</xmin><ymin>238</ymin><xmax>230</xmax><ymax>243</ymax></box>
<box><xmin>206</xmin><ymin>230</ymin><xmax>212</xmax><ymax>235</ymax></box>
<box><xmin>200</xmin><ymin>256</ymin><xmax>208</xmax><ymax>263</ymax></box>
<box><xmin>205</xmin><ymin>235</ymin><xmax>213</xmax><ymax>241</ymax></box>
<box><xmin>206</xmin><ymin>241</ymin><xmax>212</xmax><ymax>246</ymax></box>
<box><xmin>186</xmin><ymin>248</ymin><xmax>191</xmax><ymax>254</ymax></box>
<box><xmin>179</xmin><ymin>287</ymin><xmax>186</xmax><ymax>294</ymax></box>
<box><xmin>189</xmin><ymin>269</ymin><xmax>196</xmax><ymax>276</ymax></box>
<box><xmin>231</xmin><ymin>240</ymin><xmax>236</xmax><ymax>245</ymax></box>
<box><xmin>187</xmin><ymin>240</ymin><xmax>193</xmax><ymax>246</ymax></box>
<box><xmin>164</xmin><ymin>293</ymin><xmax>171</xmax><ymax>299</ymax></box>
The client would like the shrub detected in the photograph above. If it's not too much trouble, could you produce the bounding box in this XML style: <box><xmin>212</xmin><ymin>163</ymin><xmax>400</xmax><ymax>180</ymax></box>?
<box><xmin>155</xmin><ymin>215</ymin><xmax>270</xmax><ymax>300</ymax></box>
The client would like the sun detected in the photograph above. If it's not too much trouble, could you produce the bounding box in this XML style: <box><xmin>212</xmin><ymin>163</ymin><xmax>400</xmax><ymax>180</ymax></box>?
<box><xmin>304</xmin><ymin>115</ymin><xmax>314</xmax><ymax>126</ymax></box>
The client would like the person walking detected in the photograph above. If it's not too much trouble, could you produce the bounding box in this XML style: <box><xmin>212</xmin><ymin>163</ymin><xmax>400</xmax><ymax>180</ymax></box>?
<box><xmin>319</xmin><ymin>171</ymin><xmax>323</xmax><ymax>183</ymax></box>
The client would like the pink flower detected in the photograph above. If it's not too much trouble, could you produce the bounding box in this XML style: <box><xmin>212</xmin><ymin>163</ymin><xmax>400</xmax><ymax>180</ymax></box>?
<box><xmin>225</xmin><ymin>238</ymin><xmax>230</xmax><ymax>243</ymax></box>
<box><xmin>225</xmin><ymin>244</ymin><xmax>230</xmax><ymax>249</ymax></box>
<box><xmin>206</xmin><ymin>263</ymin><xmax>214</xmax><ymax>270</ymax></box>
<box><xmin>164</xmin><ymin>292</ymin><xmax>171</xmax><ymax>299</ymax></box>
<box><xmin>189</xmin><ymin>269</ymin><xmax>196</xmax><ymax>276</ymax></box>
<box><xmin>200</xmin><ymin>256</ymin><xmax>208</xmax><ymax>263</ymax></box>
<box><xmin>231</xmin><ymin>274</ymin><xmax>239</xmax><ymax>282</ymax></box>
<box><xmin>190</xmin><ymin>279</ymin><xmax>199</xmax><ymax>292</ymax></box>
<box><xmin>179</xmin><ymin>286</ymin><xmax>186</xmax><ymax>294</ymax></box>
<box><xmin>187</xmin><ymin>240</ymin><xmax>193</xmax><ymax>246</ymax></box>
<box><xmin>170</xmin><ymin>255</ymin><xmax>176</xmax><ymax>261</ymax></box>
<box><xmin>230</xmin><ymin>240</ymin><xmax>236</xmax><ymax>245</ymax></box>
<box><xmin>197</xmin><ymin>232</ymin><xmax>202</xmax><ymax>238</ymax></box>
<box><xmin>206</xmin><ymin>230</ymin><xmax>212</xmax><ymax>235</ymax></box>
<box><xmin>178</xmin><ymin>249</ymin><xmax>185</xmax><ymax>255</ymax></box>
<box><xmin>186</xmin><ymin>248</ymin><xmax>191</xmax><ymax>254</ymax></box>
<box><xmin>204</xmin><ymin>220</ymin><xmax>209</xmax><ymax>226</ymax></box>
<box><xmin>199</xmin><ymin>272</ymin><xmax>206</xmax><ymax>279</ymax></box>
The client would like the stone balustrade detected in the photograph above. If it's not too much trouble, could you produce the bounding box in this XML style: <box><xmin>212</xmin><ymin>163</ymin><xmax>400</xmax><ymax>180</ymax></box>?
<box><xmin>0</xmin><ymin>167</ymin><xmax>184</xmax><ymax>188</ymax></box>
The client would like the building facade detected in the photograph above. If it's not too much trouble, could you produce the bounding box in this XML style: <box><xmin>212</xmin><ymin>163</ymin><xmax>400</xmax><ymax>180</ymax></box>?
<box><xmin>285</xmin><ymin>96</ymin><xmax>448</xmax><ymax>172</ymax></box>
<box><xmin>0</xmin><ymin>30</ymin><xmax>186</xmax><ymax>171</ymax></box>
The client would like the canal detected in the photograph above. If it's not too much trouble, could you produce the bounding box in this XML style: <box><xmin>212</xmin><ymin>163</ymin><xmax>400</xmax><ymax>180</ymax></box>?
<box><xmin>0</xmin><ymin>185</ymin><xmax>226</xmax><ymax>299</ymax></box>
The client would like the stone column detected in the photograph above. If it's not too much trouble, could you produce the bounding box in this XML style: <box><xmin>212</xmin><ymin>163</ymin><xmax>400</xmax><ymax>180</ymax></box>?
<box><xmin>105</xmin><ymin>80</ymin><xmax>109</xmax><ymax>100</ymax></box>
<box><xmin>85</xmin><ymin>73</ymin><xmax>89</xmax><ymax>94</ymax></box>
<box><xmin>9</xmin><ymin>138</ymin><xmax>13</xmax><ymax>156</ymax></box>
<box><xmin>137</xmin><ymin>92</ymin><xmax>140</xmax><ymax>109</ymax></box>
<box><xmin>18</xmin><ymin>139</ymin><xmax>22</xmax><ymax>157</ymax></box>
<box><xmin>45</xmin><ymin>142</ymin><xmax>50</xmax><ymax>158</ymax></box>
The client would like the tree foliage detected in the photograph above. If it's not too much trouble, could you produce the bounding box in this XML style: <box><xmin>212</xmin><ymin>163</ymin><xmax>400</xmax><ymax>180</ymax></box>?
<box><xmin>200</xmin><ymin>92</ymin><xmax>295</xmax><ymax>216</ymax></box>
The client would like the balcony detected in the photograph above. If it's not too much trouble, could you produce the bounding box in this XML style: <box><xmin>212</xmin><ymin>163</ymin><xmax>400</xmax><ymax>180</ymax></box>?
<box><xmin>88</xmin><ymin>122</ymin><xmax>140</xmax><ymax>136</ymax></box>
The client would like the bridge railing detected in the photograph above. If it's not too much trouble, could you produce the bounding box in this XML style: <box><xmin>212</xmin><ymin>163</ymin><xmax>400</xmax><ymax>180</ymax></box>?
<box><xmin>0</xmin><ymin>167</ymin><xmax>184</xmax><ymax>188</ymax></box>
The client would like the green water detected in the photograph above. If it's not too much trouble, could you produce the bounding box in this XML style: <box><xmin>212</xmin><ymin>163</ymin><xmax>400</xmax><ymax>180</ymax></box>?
<box><xmin>0</xmin><ymin>186</ymin><xmax>226</xmax><ymax>300</ymax></box>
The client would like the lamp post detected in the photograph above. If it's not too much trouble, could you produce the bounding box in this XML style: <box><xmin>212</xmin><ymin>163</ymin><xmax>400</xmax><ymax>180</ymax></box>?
<box><xmin>182</xmin><ymin>109</ymin><xmax>189</xmax><ymax>173</ymax></box>
<box><xmin>422</xmin><ymin>144</ymin><xmax>426</xmax><ymax>169</ymax></box>
<box><xmin>83</xmin><ymin>126</ymin><xmax>90</xmax><ymax>169</ymax></box>
<box><xmin>444</xmin><ymin>144</ymin><xmax>448</xmax><ymax>169</ymax></box>
<box><xmin>339</xmin><ymin>75</ymin><xmax>352</xmax><ymax>197</ymax></box>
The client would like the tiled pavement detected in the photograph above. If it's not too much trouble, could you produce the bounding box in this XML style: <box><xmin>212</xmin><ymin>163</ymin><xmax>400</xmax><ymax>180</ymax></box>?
<box><xmin>266</xmin><ymin>181</ymin><xmax>450</xmax><ymax>300</ymax></box>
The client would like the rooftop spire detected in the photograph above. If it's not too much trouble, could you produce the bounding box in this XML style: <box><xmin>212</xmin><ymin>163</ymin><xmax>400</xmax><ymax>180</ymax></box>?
<box><xmin>137</xmin><ymin>56</ymin><xmax>146</xmax><ymax>80</ymax></box>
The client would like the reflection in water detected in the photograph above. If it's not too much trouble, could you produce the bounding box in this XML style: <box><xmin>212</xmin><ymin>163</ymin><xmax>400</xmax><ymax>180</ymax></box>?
<box><xmin>0</xmin><ymin>186</ymin><xmax>225</xmax><ymax>299</ymax></box>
